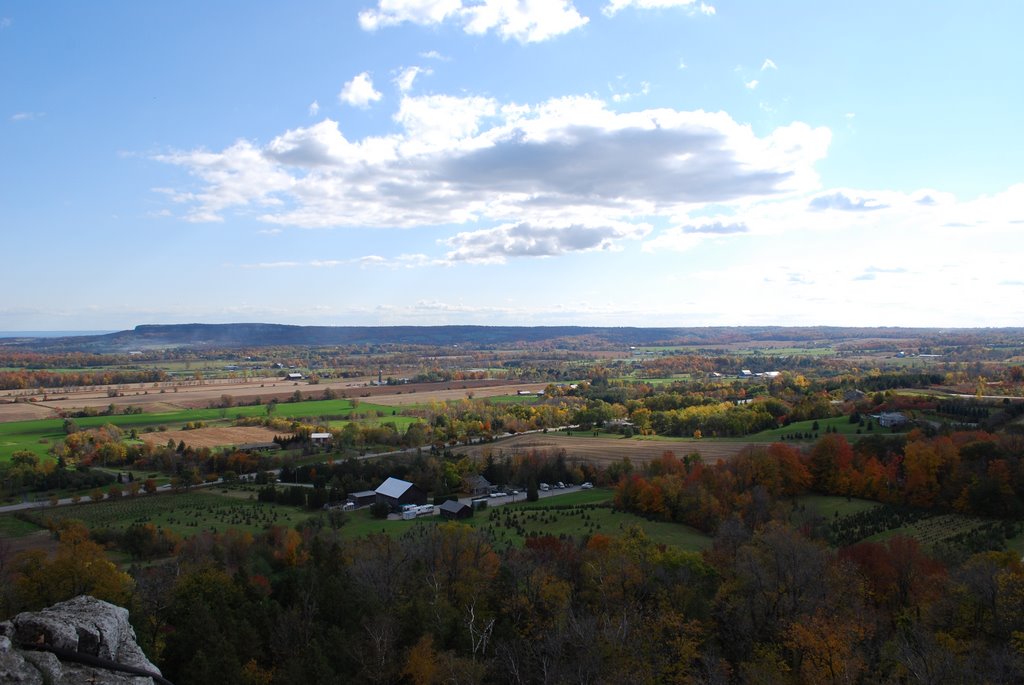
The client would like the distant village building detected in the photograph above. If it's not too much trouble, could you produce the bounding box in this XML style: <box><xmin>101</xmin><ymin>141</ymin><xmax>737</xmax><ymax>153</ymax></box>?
<box><xmin>286</xmin><ymin>372</ymin><xmax>304</xmax><ymax>380</ymax></box>
<box><xmin>438</xmin><ymin>499</ymin><xmax>473</xmax><ymax>520</ymax></box>
<box><xmin>310</xmin><ymin>432</ymin><xmax>331</xmax><ymax>445</ymax></box>
<box><xmin>375</xmin><ymin>477</ymin><xmax>427</xmax><ymax>510</ymax></box>
<box><xmin>844</xmin><ymin>389</ymin><xmax>867</xmax><ymax>402</ymax></box>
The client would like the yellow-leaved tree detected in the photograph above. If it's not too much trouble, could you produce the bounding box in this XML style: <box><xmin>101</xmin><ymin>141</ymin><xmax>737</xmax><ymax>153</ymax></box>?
<box><xmin>13</xmin><ymin>519</ymin><xmax>133</xmax><ymax>611</ymax></box>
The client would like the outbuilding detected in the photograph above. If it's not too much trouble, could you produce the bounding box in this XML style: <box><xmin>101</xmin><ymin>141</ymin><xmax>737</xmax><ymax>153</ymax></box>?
<box><xmin>438</xmin><ymin>499</ymin><xmax>472</xmax><ymax>520</ymax></box>
<box><xmin>464</xmin><ymin>474</ymin><xmax>492</xmax><ymax>496</ymax></box>
<box><xmin>347</xmin><ymin>490</ymin><xmax>377</xmax><ymax>508</ymax></box>
<box><xmin>375</xmin><ymin>477</ymin><xmax>428</xmax><ymax>510</ymax></box>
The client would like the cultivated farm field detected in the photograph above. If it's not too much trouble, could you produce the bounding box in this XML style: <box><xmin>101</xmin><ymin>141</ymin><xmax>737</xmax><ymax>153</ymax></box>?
<box><xmin>27</xmin><ymin>489</ymin><xmax>312</xmax><ymax>538</ymax></box>
<box><xmin>140</xmin><ymin>426</ymin><xmax>286</xmax><ymax>450</ymax></box>
<box><xmin>455</xmin><ymin>432</ymin><xmax>766</xmax><ymax>465</ymax></box>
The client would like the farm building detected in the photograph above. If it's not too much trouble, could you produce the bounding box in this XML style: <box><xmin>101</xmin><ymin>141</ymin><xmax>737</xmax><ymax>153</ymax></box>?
<box><xmin>877</xmin><ymin>412</ymin><xmax>907</xmax><ymax>428</ymax></box>
<box><xmin>310</xmin><ymin>432</ymin><xmax>331</xmax><ymax>445</ymax></box>
<box><xmin>439</xmin><ymin>500</ymin><xmax>472</xmax><ymax>520</ymax></box>
<box><xmin>464</xmin><ymin>474</ymin><xmax>491</xmax><ymax>496</ymax></box>
<box><xmin>375</xmin><ymin>477</ymin><xmax>427</xmax><ymax>510</ymax></box>
<box><xmin>286</xmin><ymin>372</ymin><xmax>304</xmax><ymax>380</ymax></box>
<box><xmin>347</xmin><ymin>490</ymin><xmax>377</xmax><ymax>508</ymax></box>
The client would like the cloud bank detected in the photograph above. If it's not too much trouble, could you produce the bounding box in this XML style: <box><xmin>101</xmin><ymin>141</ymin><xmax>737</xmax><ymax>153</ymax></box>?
<box><xmin>156</xmin><ymin>95</ymin><xmax>831</xmax><ymax>252</ymax></box>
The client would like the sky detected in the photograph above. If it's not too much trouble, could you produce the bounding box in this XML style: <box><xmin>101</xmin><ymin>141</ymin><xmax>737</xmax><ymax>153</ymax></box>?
<box><xmin>2</xmin><ymin>1</ymin><xmax>1022</xmax><ymax>331</ymax></box>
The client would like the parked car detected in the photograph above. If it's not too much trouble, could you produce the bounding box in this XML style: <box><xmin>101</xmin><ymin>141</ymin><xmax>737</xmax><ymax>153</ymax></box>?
<box><xmin>580</xmin><ymin>482</ymin><xmax>594</xmax><ymax>489</ymax></box>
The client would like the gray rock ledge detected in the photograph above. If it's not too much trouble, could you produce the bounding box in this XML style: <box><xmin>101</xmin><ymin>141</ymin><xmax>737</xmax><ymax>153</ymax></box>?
<box><xmin>0</xmin><ymin>595</ymin><xmax>161</xmax><ymax>684</ymax></box>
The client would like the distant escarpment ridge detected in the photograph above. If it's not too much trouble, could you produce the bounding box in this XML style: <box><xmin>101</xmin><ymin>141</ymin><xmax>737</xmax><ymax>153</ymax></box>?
<box><xmin>1</xmin><ymin>323</ymin><xmax>1020</xmax><ymax>352</ymax></box>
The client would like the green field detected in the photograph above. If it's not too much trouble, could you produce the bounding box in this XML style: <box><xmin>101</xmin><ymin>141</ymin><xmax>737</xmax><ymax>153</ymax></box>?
<box><xmin>482</xmin><ymin>395</ymin><xmax>542</xmax><ymax>405</ymax></box>
<box><xmin>616</xmin><ymin>375</ymin><xmax>693</xmax><ymax>385</ymax></box>
<box><xmin>0</xmin><ymin>513</ymin><xmax>44</xmax><ymax>537</ymax></box>
<box><xmin>790</xmin><ymin>491</ymin><xmax>880</xmax><ymax>518</ymax></box>
<box><xmin>0</xmin><ymin>398</ymin><xmax>419</xmax><ymax>462</ymax></box>
<box><xmin>745</xmin><ymin>415</ymin><xmax>877</xmax><ymax>441</ymax></box>
<box><xmin>327</xmin><ymin>415</ymin><xmax>419</xmax><ymax>431</ymax></box>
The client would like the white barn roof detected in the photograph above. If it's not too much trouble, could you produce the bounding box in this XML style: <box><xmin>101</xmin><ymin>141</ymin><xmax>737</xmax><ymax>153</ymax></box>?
<box><xmin>375</xmin><ymin>477</ymin><xmax>415</xmax><ymax>499</ymax></box>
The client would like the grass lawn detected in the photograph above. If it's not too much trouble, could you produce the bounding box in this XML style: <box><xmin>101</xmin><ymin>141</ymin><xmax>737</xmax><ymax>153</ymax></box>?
<box><xmin>797</xmin><ymin>492</ymin><xmax>1018</xmax><ymax>552</ymax></box>
<box><xmin>0</xmin><ymin>513</ymin><xmax>45</xmax><ymax>538</ymax></box>
<box><xmin>746</xmin><ymin>416</ymin><xmax>883</xmax><ymax>442</ymax></box>
<box><xmin>326</xmin><ymin>415</ymin><xmax>420</xmax><ymax>431</ymax></box>
<box><xmin>483</xmin><ymin>395</ymin><xmax>542</xmax><ymax>405</ymax></box>
<box><xmin>793</xmin><ymin>494</ymin><xmax>882</xmax><ymax>521</ymax></box>
<box><xmin>1006</xmin><ymin>531</ymin><xmax>1024</xmax><ymax>556</ymax></box>
<box><xmin>635</xmin><ymin>375</ymin><xmax>693</xmax><ymax>385</ymax></box>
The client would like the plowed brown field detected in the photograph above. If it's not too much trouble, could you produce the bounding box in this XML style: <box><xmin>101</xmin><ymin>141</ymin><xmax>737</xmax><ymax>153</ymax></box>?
<box><xmin>140</xmin><ymin>426</ymin><xmax>288</xmax><ymax>450</ymax></box>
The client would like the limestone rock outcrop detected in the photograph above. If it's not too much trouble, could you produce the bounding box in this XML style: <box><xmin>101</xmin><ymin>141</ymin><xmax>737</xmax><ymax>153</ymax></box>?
<box><xmin>0</xmin><ymin>595</ymin><xmax>162</xmax><ymax>684</ymax></box>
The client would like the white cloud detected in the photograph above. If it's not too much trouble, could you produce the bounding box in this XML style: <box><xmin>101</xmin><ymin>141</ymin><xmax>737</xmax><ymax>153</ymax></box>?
<box><xmin>0</xmin><ymin>17</ymin><xmax>11</xmax><ymax>29</ymax></box>
<box><xmin>744</xmin><ymin>79</ymin><xmax>759</xmax><ymax>90</ymax></box>
<box><xmin>668</xmin><ymin>209</ymin><xmax>1023</xmax><ymax>320</ymax></box>
<box><xmin>419</xmin><ymin>50</ymin><xmax>448</xmax><ymax>60</ymax></box>
<box><xmin>808</xmin><ymin>190</ymin><xmax>887</xmax><ymax>212</ymax></box>
<box><xmin>154</xmin><ymin>140</ymin><xmax>296</xmax><ymax>223</ymax></box>
<box><xmin>642</xmin><ymin>220</ymin><xmax>747</xmax><ymax>252</ymax></box>
<box><xmin>603</xmin><ymin>0</ymin><xmax>713</xmax><ymax>17</ymax></box>
<box><xmin>395</xmin><ymin>66</ymin><xmax>432</xmax><ymax>93</ymax></box>
<box><xmin>678</xmin><ymin>60</ymin><xmax>687</xmax><ymax>70</ymax></box>
<box><xmin>444</xmin><ymin>220</ymin><xmax>651</xmax><ymax>263</ymax></box>
<box><xmin>394</xmin><ymin>93</ymin><xmax>498</xmax><ymax>152</ymax></box>
<box><xmin>761</xmin><ymin>58</ymin><xmax>777</xmax><ymax>71</ymax></box>
<box><xmin>240</xmin><ymin>261</ymin><xmax>302</xmax><ymax>269</ymax></box>
<box><xmin>610</xmin><ymin>80</ymin><xmax>651</xmax><ymax>103</ymax></box>
<box><xmin>360</xmin><ymin>0</ymin><xmax>588</xmax><ymax>44</ymax></box>
<box><xmin>339</xmin><ymin>72</ymin><xmax>382</xmax><ymax>108</ymax></box>
<box><xmin>10</xmin><ymin>111</ymin><xmax>44</xmax><ymax>121</ymax></box>
<box><xmin>308</xmin><ymin>100</ymin><xmax>320</xmax><ymax>116</ymax></box>
<box><xmin>155</xmin><ymin>93</ymin><xmax>832</xmax><ymax>260</ymax></box>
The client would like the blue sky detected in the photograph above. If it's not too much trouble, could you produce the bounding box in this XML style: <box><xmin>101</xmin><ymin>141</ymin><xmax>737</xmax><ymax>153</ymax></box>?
<box><xmin>2</xmin><ymin>1</ymin><xmax>1022</xmax><ymax>331</ymax></box>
